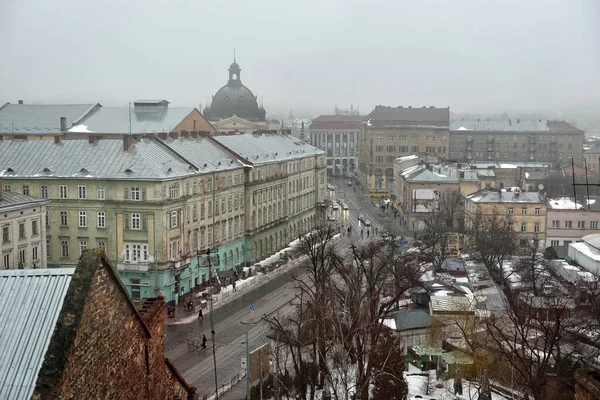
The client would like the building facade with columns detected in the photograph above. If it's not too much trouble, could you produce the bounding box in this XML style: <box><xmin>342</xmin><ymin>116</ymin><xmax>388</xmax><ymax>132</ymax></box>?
<box><xmin>309</xmin><ymin>115</ymin><xmax>362</xmax><ymax>178</ymax></box>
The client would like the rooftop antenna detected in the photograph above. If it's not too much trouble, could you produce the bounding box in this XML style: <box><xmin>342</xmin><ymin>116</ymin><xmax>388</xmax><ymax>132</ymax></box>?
<box><xmin>233</xmin><ymin>47</ymin><xmax>236</xmax><ymax>62</ymax></box>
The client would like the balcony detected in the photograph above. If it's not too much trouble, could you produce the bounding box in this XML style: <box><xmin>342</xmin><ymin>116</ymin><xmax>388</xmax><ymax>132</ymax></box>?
<box><xmin>117</xmin><ymin>262</ymin><xmax>150</xmax><ymax>272</ymax></box>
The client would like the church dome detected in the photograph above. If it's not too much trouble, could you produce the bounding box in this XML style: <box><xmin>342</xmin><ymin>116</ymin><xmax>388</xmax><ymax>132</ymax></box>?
<box><xmin>204</xmin><ymin>60</ymin><xmax>266</xmax><ymax>122</ymax></box>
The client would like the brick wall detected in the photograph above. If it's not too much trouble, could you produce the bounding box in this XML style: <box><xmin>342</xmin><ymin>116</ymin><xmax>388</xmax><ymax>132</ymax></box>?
<box><xmin>35</xmin><ymin>251</ymin><xmax>193</xmax><ymax>399</ymax></box>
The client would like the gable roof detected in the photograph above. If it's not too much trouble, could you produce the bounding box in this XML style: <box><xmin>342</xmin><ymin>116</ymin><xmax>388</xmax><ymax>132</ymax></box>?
<box><xmin>70</xmin><ymin>106</ymin><xmax>199</xmax><ymax>134</ymax></box>
<box><xmin>0</xmin><ymin>103</ymin><xmax>99</xmax><ymax>134</ymax></box>
<box><xmin>0</xmin><ymin>268</ymin><xmax>75</xmax><ymax>399</ymax></box>
<box><xmin>35</xmin><ymin>249</ymin><xmax>152</xmax><ymax>396</ymax></box>
<box><xmin>364</xmin><ymin>106</ymin><xmax>449</xmax><ymax>128</ymax></box>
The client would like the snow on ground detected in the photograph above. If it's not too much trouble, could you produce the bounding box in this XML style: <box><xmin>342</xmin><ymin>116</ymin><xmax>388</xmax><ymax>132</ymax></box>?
<box><xmin>405</xmin><ymin>364</ymin><xmax>508</xmax><ymax>399</ymax></box>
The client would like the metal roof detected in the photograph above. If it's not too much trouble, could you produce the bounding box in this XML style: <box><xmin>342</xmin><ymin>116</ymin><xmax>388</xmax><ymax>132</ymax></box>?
<box><xmin>309</xmin><ymin>115</ymin><xmax>363</xmax><ymax>130</ymax></box>
<box><xmin>364</xmin><ymin>106</ymin><xmax>449</xmax><ymax>128</ymax></box>
<box><xmin>0</xmin><ymin>191</ymin><xmax>50</xmax><ymax>210</ymax></box>
<box><xmin>161</xmin><ymin>136</ymin><xmax>242</xmax><ymax>172</ymax></box>
<box><xmin>70</xmin><ymin>106</ymin><xmax>196</xmax><ymax>134</ymax></box>
<box><xmin>0</xmin><ymin>138</ymin><xmax>196</xmax><ymax>180</ymax></box>
<box><xmin>0</xmin><ymin>268</ymin><xmax>75</xmax><ymax>399</ymax></box>
<box><xmin>0</xmin><ymin>103</ymin><xmax>98</xmax><ymax>134</ymax></box>
<box><xmin>466</xmin><ymin>189</ymin><xmax>543</xmax><ymax>204</ymax></box>
<box><xmin>392</xmin><ymin>308</ymin><xmax>433</xmax><ymax>331</ymax></box>
<box><xmin>213</xmin><ymin>133</ymin><xmax>325</xmax><ymax>165</ymax></box>
<box><xmin>450</xmin><ymin>119</ymin><xmax>549</xmax><ymax>132</ymax></box>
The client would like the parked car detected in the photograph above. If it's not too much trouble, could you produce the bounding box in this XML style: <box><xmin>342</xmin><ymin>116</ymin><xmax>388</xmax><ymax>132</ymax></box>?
<box><xmin>364</xmin><ymin>219</ymin><xmax>371</xmax><ymax>226</ymax></box>
<box><xmin>332</xmin><ymin>203</ymin><xmax>339</xmax><ymax>210</ymax></box>
<box><xmin>327</xmin><ymin>215</ymin><xmax>336</xmax><ymax>221</ymax></box>
<box><xmin>327</xmin><ymin>184</ymin><xmax>335</xmax><ymax>191</ymax></box>
<box><xmin>347</xmin><ymin>181</ymin><xmax>353</xmax><ymax>186</ymax></box>
<box><xmin>342</xmin><ymin>203</ymin><xmax>349</xmax><ymax>210</ymax></box>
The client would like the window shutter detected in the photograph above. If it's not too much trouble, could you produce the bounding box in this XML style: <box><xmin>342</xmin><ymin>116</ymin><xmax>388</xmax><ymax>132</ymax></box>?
<box><xmin>141</xmin><ymin>187</ymin><xmax>147</xmax><ymax>201</ymax></box>
<box><xmin>124</xmin><ymin>213</ymin><xmax>130</xmax><ymax>230</ymax></box>
<box><xmin>142</xmin><ymin>214</ymin><xmax>148</xmax><ymax>231</ymax></box>
<box><xmin>124</xmin><ymin>187</ymin><xmax>129</xmax><ymax>200</ymax></box>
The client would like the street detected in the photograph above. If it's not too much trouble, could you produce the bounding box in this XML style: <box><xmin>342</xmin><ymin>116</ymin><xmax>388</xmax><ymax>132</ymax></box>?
<box><xmin>164</xmin><ymin>176</ymin><xmax>405</xmax><ymax>399</ymax></box>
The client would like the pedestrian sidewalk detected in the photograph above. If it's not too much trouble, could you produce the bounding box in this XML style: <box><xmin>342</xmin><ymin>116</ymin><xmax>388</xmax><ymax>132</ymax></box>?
<box><xmin>165</xmin><ymin>235</ymin><xmax>339</xmax><ymax>326</ymax></box>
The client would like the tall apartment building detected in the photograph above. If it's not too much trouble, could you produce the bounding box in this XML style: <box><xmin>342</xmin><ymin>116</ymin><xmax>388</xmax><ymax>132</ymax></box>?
<box><xmin>358</xmin><ymin>106</ymin><xmax>450</xmax><ymax>189</ymax></box>
<box><xmin>0</xmin><ymin>132</ymin><xmax>326</xmax><ymax>304</ymax></box>
<box><xmin>448</xmin><ymin>119</ymin><xmax>584</xmax><ymax>167</ymax></box>
<box><xmin>309</xmin><ymin>115</ymin><xmax>362</xmax><ymax>178</ymax></box>
<box><xmin>0</xmin><ymin>180</ymin><xmax>50</xmax><ymax>269</ymax></box>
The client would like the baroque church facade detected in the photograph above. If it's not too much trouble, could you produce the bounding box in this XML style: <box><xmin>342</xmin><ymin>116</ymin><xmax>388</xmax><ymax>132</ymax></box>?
<box><xmin>203</xmin><ymin>60</ymin><xmax>268</xmax><ymax>132</ymax></box>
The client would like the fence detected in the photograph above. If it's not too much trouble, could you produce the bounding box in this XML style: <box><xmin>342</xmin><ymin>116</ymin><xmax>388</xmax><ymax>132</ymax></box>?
<box><xmin>201</xmin><ymin>370</ymin><xmax>245</xmax><ymax>400</ymax></box>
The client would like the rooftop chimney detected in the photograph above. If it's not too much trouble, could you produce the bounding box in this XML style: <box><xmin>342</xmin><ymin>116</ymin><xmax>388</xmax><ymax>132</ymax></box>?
<box><xmin>169</xmin><ymin>131</ymin><xmax>179</xmax><ymax>139</ymax></box>
<box><xmin>123</xmin><ymin>135</ymin><xmax>132</xmax><ymax>151</ymax></box>
<box><xmin>60</xmin><ymin>117</ymin><xmax>67</xmax><ymax>132</ymax></box>
<box><xmin>54</xmin><ymin>135</ymin><xmax>61</xmax><ymax>144</ymax></box>
<box><xmin>18</xmin><ymin>100</ymin><xmax>23</xmax><ymax>105</ymax></box>
<box><xmin>88</xmin><ymin>135</ymin><xmax>97</xmax><ymax>144</ymax></box>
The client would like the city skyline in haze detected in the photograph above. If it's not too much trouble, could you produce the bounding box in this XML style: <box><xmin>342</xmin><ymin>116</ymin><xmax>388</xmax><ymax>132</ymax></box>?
<box><xmin>1</xmin><ymin>0</ymin><xmax>599</xmax><ymax>121</ymax></box>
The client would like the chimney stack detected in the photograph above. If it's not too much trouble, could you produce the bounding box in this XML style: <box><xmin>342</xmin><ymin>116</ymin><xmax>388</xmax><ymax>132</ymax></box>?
<box><xmin>60</xmin><ymin>117</ymin><xmax>67</xmax><ymax>132</ymax></box>
<box><xmin>89</xmin><ymin>135</ymin><xmax>97</xmax><ymax>144</ymax></box>
<box><xmin>54</xmin><ymin>135</ymin><xmax>61</xmax><ymax>144</ymax></box>
<box><xmin>169</xmin><ymin>131</ymin><xmax>179</xmax><ymax>139</ymax></box>
<box><xmin>18</xmin><ymin>100</ymin><xmax>23</xmax><ymax>105</ymax></box>
<box><xmin>123</xmin><ymin>135</ymin><xmax>132</xmax><ymax>151</ymax></box>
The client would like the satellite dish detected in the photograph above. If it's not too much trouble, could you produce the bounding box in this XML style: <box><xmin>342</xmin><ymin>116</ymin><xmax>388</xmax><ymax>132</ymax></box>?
<box><xmin>538</xmin><ymin>184</ymin><xmax>544</xmax><ymax>190</ymax></box>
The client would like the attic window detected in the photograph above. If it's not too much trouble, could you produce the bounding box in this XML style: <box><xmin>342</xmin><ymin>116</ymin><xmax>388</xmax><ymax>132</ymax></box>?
<box><xmin>6</xmin><ymin>168</ymin><xmax>14</xmax><ymax>173</ymax></box>
<box><xmin>43</xmin><ymin>167</ymin><xmax>51</xmax><ymax>173</ymax></box>
<box><xmin>80</xmin><ymin>168</ymin><xmax>88</xmax><ymax>173</ymax></box>
<box><xmin>166</xmin><ymin>167</ymin><xmax>172</xmax><ymax>173</ymax></box>
<box><xmin>203</xmin><ymin>163</ymin><xmax>207</xmax><ymax>168</ymax></box>
<box><xmin>230</xmin><ymin>160</ymin><xmax>234</xmax><ymax>164</ymax></box>
<box><xmin>124</xmin><ymin>168</ymin><xmax>133</xmax><ymax>173</ymax></box>
<box><xmin>217</xmin><ymin>161</ymin><xmax>221</xmax><ymax>166</ymax></box>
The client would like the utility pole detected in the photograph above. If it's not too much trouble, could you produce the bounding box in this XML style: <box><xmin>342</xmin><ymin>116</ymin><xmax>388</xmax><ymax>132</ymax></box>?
<box><xmin>206</xmin><ymin>248</ymin><xmax>219</xmax><ymax>399</ymax></box>
<box><xmin>246</xmin><ymin>331</ymin><xmax>251</xmax><ymax>400</ymax></box>
<box><xmin>273</xmin><ymin>312</ymin><xmax>280</xmax><ymax>400</ymax></box>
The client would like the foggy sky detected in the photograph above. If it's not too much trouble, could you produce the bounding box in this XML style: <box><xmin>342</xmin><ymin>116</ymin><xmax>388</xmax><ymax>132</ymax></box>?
<box><xmin>1</xmin><ymin>0</ymin><xmax>599</xmax><ymax>118</ymax></box>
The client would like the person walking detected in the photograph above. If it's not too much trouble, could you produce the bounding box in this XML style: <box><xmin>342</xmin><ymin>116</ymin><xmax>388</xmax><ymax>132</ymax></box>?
<box><xmin>361</xmin><ymin>229</ymin><xmax>364</xmax><ymax>238</ymax></box>
<box><xmin>198</xmin><ymin>308</ymin><xmax>203</xmax><ymax>321</ymax></box>
<box><xmin>367</xmin><ymin>230</ymin><xmax>370</xmax><ymax>238</ymax></box>
<box><xmin>201</xmin><ymin>334</ymin><xmax>207</xmax><ymax>349</ymax></box>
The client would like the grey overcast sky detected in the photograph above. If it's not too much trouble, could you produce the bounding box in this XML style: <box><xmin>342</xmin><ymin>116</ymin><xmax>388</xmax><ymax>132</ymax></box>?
<box><xmin>1</xmin><ymin>0</ymin><xmax>599</xmax><ymax>118</ymax></box>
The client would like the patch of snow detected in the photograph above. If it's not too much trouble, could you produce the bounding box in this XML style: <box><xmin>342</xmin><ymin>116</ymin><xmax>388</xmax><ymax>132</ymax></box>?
<box><xmin>382</xmin><ymin>318</ymin><xmax>396</xmax><ymax>330</ymax></box>
<box><xmin>68</xmin><ymin>124</ymin><xmax>96</xmax><ymax>133</ymax></box>
<box><xmin>548</xmin><ymin>197</ymin><xmax>583</xmax><ymax>210</ymax></box>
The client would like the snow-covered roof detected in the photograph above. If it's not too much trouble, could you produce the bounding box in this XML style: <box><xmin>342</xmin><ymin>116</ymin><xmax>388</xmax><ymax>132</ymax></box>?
<box><xmin>548</xmin><ymin>197</ymin><xmax>583</xmax><ymax>210</ymax></box>
<box><xmin>582</xmin><ymin>233</ymin><xmax>600</xmax><ymax>250</ymax></box>
<box><xmin>570</xmin><ymin>241</ymin><xmax>600</xmax><ymax>262</ymax></box>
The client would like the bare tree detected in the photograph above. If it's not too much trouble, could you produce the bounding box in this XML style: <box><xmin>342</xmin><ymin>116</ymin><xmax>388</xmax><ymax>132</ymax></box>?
<box><xmin>419</xmin><ymin>190</ymin><xmax>463</xmax><ymax>271</ymax></box>
<box><xmin>481</xmin><ymin>294</ymin><xmax>581</xmax><ymax>400</ymax></box>
<box><xmin>328</xmin><ymin>241</ymin><xmax>420</xmax><ymax>400</ymax></box>
<box><xmin>465</xmin><ymin>209</ymin><xmax>517</xmax><ymax>286</ymax></box>
<box><xmin>512</xmin><ymin>236</ymin><xmax>554</xmax><ymax>296</ymax></box>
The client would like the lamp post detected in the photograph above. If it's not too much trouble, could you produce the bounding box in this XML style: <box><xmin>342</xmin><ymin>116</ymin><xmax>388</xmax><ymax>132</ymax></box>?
<box><xmin>206</xmin><ymin>248</ymin><xmax>219</xmax><ymax>399</ymax></box>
